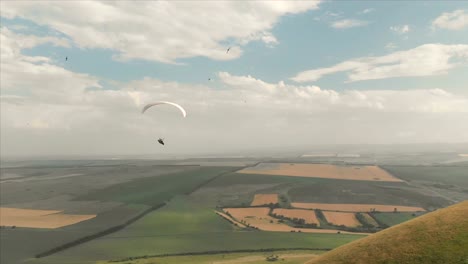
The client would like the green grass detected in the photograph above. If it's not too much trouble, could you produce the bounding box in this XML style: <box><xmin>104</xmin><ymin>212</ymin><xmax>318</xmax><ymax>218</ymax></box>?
<box><xmin>372</xmin><ymin>212</ymin><xmax>420</xmax><ymax>226</ymax></box>
<box><xmin>77</xmin><ymin>167</ymin><xmax>236</xmax><ymax>205</ymax></box>
<box><xmin>95</xmin><ymin>250</ymin><xmax>327</xmax><ymax>264</ymax></box>
<box><xmin>32</xmin><ymin>197</ymin><xmax>364</xmax><ymax>264</ymax></box>
<box><xmin>382</xmin><ymin>166</ymin><xmax>468</xmax><ymax>188</ymax></box>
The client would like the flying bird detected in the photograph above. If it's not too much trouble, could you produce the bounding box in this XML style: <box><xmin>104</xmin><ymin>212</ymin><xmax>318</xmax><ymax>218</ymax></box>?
<box><xmin>65</xmin><ymin>56</ymin><xmax>68</xmax><ymax>61</ymax></box>
<box><xmin>226</xmin><ymin>47</ymin><xmax>231</xmax><ymax>53</ymax></box>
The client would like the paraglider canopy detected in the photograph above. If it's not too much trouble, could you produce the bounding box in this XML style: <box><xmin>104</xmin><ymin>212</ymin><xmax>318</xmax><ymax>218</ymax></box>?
<box><xmin>141</xmin><ymin>101</ymin><xmax>187</xmax><ymax>117</ymax></box>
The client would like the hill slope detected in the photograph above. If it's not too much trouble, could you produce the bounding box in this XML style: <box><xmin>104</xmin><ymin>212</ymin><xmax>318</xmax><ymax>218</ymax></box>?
<box><xmin>306</xmin><ymin>201</ymin><xmax>468</xmax><ymax>264</ymax></box>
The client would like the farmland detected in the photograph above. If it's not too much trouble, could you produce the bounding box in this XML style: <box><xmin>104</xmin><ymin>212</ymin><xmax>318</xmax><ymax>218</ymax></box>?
<box><xmin>322</xmin><ymin>212</ymin><xmax>361</xmax><ymax>227</ymax></box>
<box><xmin>95</xmin><ymin>250</ymin><xmax>326</xmax><ymax>264</ymax></box>
<box><xmin>290</xmin><ymin>203</ymin><xmax>425</xmax><ymax>212</ymax></box>
<box><xmin>271</xmin><ymin>209</ymin><xmax>320</xmax><ymax>225</ymax></box>
<box><xmin>238</xmin><ymin>163</ymin><xmax>403</xmax><ymax>182</ymax></box>
<box><xmin>29</xmin><ymin>197</ymin><xmax>364</xmax><ymax>264</ymax></box>
<box><xmin>372</xmin><ymin>212</ymin><xmax>419</xmax><ymax>226</ymax></box>
<box><xmin>251</xmin><ymin>194</ymin><xmax>279</xmax><ymax>206</ymax></box>
<box><xmin>1</xmin><ymin>157</ymin><xmax>465</xmax><ymax>264</ymax></box>
<box><xmin>0</xmin><ymin>207</ymin><xmax>96</xmax><ymax>228</ymax></box>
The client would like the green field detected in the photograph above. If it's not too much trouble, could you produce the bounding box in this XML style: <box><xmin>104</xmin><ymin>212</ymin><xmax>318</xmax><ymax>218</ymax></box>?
<box><xmin>29</xmin><ymin>197</ymin><xmax>364</xmax><ymax>264</ymax></box>
<box><xmin>382</xmin><ymin>165</ymin><xmax>468</xmax><ymax>188</ymax></box>
<box><xmin>372</xmin><ymin>212</ymin><xmax>420</xmax><ymax>227</ymax></box>
<box><xmin>95</xmin><ymin>250</ymin><xmax>326</xmax><ymax>264</ymax></box>
<box><xmin>196</xmin><ymin>172</ymin><xmax>451</xmax><ymax>209</ymax></box>
<box><xmin>78</xmin><ymin>167</ymin><xmax>237</xmax><ymax>205</ymax></box>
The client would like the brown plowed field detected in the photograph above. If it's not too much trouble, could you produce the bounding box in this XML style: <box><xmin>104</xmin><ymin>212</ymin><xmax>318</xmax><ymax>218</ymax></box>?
<box><xmin>251</xmin><ymin>194</ymin><xmax>279</xmax><ymax>206</ymax></box>
<box><xmin>272</xmin><ymin>208</ymin><xmax>320</xmax><ymax>225</ymax></box>
<box><xmin>291</xmin><ymin>203</ymin><xmax>425</xmax><ymax>212</ymax></box>
<box><xmin>238</xmin><ymin>163</ymin><xmax>403</xmax><ymax>182</ymax></box>
<box><xmin>323</xmin><ymin>212</ymin><xmax>361</xmax><ymax>227</ymax></box>
<box><xmin>0</xmin><ymin>207</ymin><xmax>96</xmax><ymax>229</ymax></box>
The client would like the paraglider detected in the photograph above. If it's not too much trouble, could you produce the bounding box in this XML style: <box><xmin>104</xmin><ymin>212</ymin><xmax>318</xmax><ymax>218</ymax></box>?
<box><xmin>141</xmin><ymin>101</ymin><xmax>186</xmax><ymax>117</ymax></box>
<box><xmin>141</xmin><ymin>101</ymin><xmax>187</xmax><ymax>146</ymax></box>
<box><xmin>157</xmin><ymin>138</ymin><xmax>165</xmax><ymax>145</ymax></box>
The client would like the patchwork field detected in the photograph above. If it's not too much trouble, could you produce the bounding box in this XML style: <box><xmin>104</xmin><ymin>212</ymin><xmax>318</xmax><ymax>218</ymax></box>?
<box><xmin>238</xmin><ymin>163</ymin><xmax>403</xmax><ymax>182</ymax></box>
<box><xmin>0</xmin><ymin>207</ymin><xmax>95</xmax><ymax>229</ymax></box>
<box><xmin>223</xmin><ymin>207</ymin><xmax>362</xmax><ymax>234</ymax></box>
<box><xmin>322</xmin><ymin>212</ymin><xmax>361</xmax><ymax>227</ymax></box>
<box><xmin>251</xmin><ymin>194</ymin><xmax>279</xmax><ymax>206</ymax></box>
<box><xmin>291</xmin><ymin>203</ymin><xmax>426</xmax><ymax>212</ymax></box>
<box><xmin>271</xmin><ymin>209</ymin><xmax>320</xmax><ymax>225</ymax></box>
<box><xmin>29</xmin><ymin>197</ymin><xmax>364</xmax><ymax>264</ymax></box>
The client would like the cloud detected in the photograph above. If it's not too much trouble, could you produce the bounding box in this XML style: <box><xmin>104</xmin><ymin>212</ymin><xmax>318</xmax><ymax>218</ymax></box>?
<box><xmin>0</xmin><ymin>1</ymin><xmax>320</xmax><ymax>63</ymax></box>
<box><xmin>385</xmin><ymin>42</ymin><xmax>398</xmax><ymax>50</ymax></box>
<box><xmin>331</xmin><ymin>19</ymin><xmax>369</xmax><ymax>29</ymax></box>
<box><xmin>390</xmin><ymin>24</ymin><xmax>410</xmax><ymax>34</ymax></box>
<box><xmin>432</xmin><ymin>9</ymin><xmax>468</xmax><ymax>30</ymax></box>
<box><xmin>291</xmin><ymin>43</ymin><xmax>468</xmax><ymax>83</ymax></box>
<box><xmin>2</xmin><ymin>28</ymin><xmax>468</xmax><ymax>156</ymax></box>
<box><xmin>359</xmin><ymin>8</ymin><xmax>375</xmax><ymax>15</ymax></box>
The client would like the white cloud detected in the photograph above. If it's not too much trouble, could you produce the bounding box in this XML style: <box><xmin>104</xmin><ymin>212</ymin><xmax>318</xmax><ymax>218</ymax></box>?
<box><xmin>1</xmin><ymin>28</ymin><xmax>468</xmax><ymax>156</ymax></box>
<box><xmin>0</xmin><ymin>1</ymin><xmax>320</xmax><ymax>63</ymax></box>
<box><xmin>291</xmin><ymin>43</ymin><xmax>468</xmax><ymax>83</ymax></box>
<box><xmin>359</xmin><ymin>8</ymin><xmax>375</xmax><ymax>14</ymax></box>
<box><xmin>331</xmin><ymin>19</ymin><xmax>369</xmax><ymax>29</ymax></box>
<box><xmin>390</xmin><ymin>24</ymin><xmax>411</xmax><ymax>34</ymax></box>
<box><xmin>432</xmin><ymin>9</ymin><xmax>468</xmax><ymax>30</ymax></box>
<box><xmin>3</xmin><ymin>68</ymin><xmax>468</xmax><ymax>156</ymax></box>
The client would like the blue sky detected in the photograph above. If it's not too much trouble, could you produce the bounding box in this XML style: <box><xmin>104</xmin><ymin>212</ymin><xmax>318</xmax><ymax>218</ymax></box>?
<box><xmin>3</xmin><ymin>1</ymin><xmax>466</xmax><ymax>91</ymax></box>
<box><xmin>1</xmin><ymin>1</ymin><xmax>468</xmax><ymax>156</ymax></box>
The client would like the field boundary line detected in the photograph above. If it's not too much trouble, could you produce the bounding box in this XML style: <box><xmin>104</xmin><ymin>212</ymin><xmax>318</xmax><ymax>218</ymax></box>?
<box><xmin>34</xmin><ymin>203</ymin><xmax>166</xmax><ymax>258</ymax></box>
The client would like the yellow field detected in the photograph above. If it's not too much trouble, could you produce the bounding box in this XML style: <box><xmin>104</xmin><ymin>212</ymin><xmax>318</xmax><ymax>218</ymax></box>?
<box><xmin>0</xmin><ymin>207</ymin><xmax>96</xmax><ymax>229</ymax></box>
<box><xmin>222</xmin><ymin>208</ymin><xmax>366</xmax><ymax>234</ymax></box>
<box><xmin>251</xmin><ymin>194</ymin><xmax>279</xmax><ymax>206</ymax></box>
<box><xmin>361</xmin><ymin>213</ymin><xmax>378</xmax><ymax>226</ymax></box>
<box><xmin>272</xmin><ymin>209</ymin><xmax>320</xmax><ymax>225</ymax></box>
<box><xmin>323</xmin><ymin>212</ymin><xmax>361</xmax><ymax>227</ymax></box>
<box><xmin>291</xmin><ymin>203</ymin><xmax>425</xmax><ymax>212</ymax></box>
<box><xmin>238</xmin><ymin>163</ymin><xmax>403</xmax><ymax>182</ymax></box>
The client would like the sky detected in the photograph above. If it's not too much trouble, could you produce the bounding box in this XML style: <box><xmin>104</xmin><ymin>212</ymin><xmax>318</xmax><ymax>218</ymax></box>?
<box><xmin>1</xmin><ymin>1</ymin><xmax>468</xmax><ymax>157</ymax></box>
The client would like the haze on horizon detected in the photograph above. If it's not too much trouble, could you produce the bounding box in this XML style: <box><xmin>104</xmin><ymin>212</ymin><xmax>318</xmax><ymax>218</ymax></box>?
<box><xmin>1</xmin><ymin>1</ymin><xmax>468</xmax><ymax>157</ymax></box>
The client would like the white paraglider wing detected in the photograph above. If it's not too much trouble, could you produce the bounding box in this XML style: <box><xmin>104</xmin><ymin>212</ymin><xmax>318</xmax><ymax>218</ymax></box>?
<box><xmin>141</xmin><ymin>101</ymin><xmax>187</xmax><ymax>117</ymax></box>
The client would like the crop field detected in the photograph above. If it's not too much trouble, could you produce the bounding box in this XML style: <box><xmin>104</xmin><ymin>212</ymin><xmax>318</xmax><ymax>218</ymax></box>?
<box><xmin>0</xmin><ymin>207</ymin><xmax>95</xmax><ymax>228</ymax></box>
<box><xmin>360</xmin><ymin>213</ymin><xmax>378</xmax><ymax>227</ymax></box>
<box><xmin>322</xmin><ymin>212</ymin><xmax>361</xmax><ymax>227</ymax></box>
<box><xmin>29</xmin><ymin>197</ymin><xmax>365</xmax><ymax>264</ymax></box>
<box><xmin>290</xmin><ymin>203</ymin><xmax>425</xmax><ymax>212</ymax></box>
<box><xmin>94</xmin><ymin>250</ymin><xmax>326</xmax><ymax>264</ymax></box>
<box><xmin>238</xmin><ymin>163</ymin><xmax>403</xmax><ymax>182</ymax></box>
<box><xmin>222</xmin><ymin>207</ymin><xmax>362</xmax><ymax>234</ymax></box>
<box><xmin>372</xmin><ymin>212</ymin><xmax>419</xmax><ymax>226</ymax></box>
<box><xmin>271</xmin><ymin>209</ymin><xmax>320</xmax><ymax>225</ymax></box>
<box><xmin>251</xmin><ymin>194</ymin><xmax>279</xmax><ymax>206</ymax></box>
<box><xmin>78</xmin><ymin>166</ymin><xmax>236</xmax><ymax>205</ymax></box>
<box><xmin>382</xmin><ymin>166</ymin><xmax>468</xmax><ymax>188</ymax></box>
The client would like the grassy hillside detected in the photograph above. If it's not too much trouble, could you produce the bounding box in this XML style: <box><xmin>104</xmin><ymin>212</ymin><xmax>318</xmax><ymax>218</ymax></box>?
<box><xmin>306</xmin><ymin>201</ymin><xmax>468</xmax><ymax>264</ymax></box>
